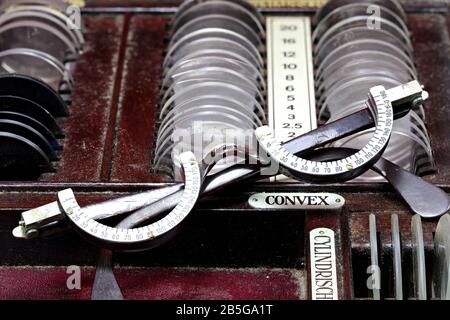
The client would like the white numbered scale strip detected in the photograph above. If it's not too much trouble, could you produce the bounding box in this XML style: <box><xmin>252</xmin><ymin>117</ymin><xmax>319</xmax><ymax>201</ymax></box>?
<box><xmin>266</xmin><ymin>16</ymin><xmax>316</xmax><ymax>181</ymax></box>
<box><xmin>267</xmin><ymin>16</ymin><xmax>316</xmax><ymax>143</ymax></box>
<box><xmin>12</xmin><ymin>81</ymin><xmax>450</xmax><ymax>251</ymax></box>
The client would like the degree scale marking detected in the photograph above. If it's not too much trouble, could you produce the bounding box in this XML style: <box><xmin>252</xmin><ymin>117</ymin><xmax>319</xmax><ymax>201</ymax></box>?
<box><xmin>256</xmin><ymin>85</ymin><xmax>393</xmax><ymax>181</ymax></box>
<box><xmin>59</xmin><ymin>152</ymin><xmax>201</xmax><ymax>246</ymax></box>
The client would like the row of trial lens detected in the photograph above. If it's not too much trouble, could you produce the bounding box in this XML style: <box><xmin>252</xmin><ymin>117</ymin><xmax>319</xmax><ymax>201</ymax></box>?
<box><xmin>369</xmin><ymin>213</ymin><xmax>450</xmax><ymax>300</ymax></box>
<box><xmin>312</xmin><ymin>0</ymin><xmax>436</xmax><ymax>182</ymax></box>
<box><xmin>154</xmin><ymin>0</ymin><xmax>267</xmax><ymax>179</ymax></box>
<box><xmin>0</xmin><ymin>0</ymin><xmax>83</xmax><ymax>179</ymax></box>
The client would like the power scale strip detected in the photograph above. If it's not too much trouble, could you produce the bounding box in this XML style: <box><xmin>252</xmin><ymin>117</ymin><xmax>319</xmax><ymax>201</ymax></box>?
<box><xmin>266</xmin><ymin>16</ymin><xmax>317</xmax><ymax>181</ymax></box>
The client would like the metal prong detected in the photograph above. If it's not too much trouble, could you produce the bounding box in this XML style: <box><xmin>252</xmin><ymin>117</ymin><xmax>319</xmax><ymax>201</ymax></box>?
<box><xmin>12</xmin><ymin>223</ymin><xmax>27</xmax><ymax>239</ymax></box>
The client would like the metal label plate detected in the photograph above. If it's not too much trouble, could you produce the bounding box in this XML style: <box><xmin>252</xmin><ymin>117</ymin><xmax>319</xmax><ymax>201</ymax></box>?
<box><xmin>248</xmin><ymin>193</ymin><xmax>345</xmax><ymax>210</ymax></box>
<box><xmin>310</xmin><ymin>227</ymin><xmax>339</xmax><ymax>300</ymax></box>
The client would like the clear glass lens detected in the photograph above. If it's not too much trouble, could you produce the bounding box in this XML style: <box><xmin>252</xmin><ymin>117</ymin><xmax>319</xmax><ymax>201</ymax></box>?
<box><xmin>313</xmin><ymin>0</ymin><xmax>435</xmax><ymax>181</ymax></box>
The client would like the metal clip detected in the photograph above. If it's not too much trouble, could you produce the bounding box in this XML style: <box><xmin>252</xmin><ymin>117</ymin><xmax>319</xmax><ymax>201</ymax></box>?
<box><xmin>385</xmin><ymin>80</ymin><xmax>429</xmax><ymax>117</ymax></box>
<box><xmin>12</xmin><ymin>200</ymin><xmax>64</xmax><ymax>239</ymax></box>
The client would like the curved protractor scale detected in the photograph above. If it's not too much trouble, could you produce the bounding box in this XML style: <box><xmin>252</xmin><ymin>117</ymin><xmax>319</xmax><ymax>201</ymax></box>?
<box><xmin>433</xmin><ymin>214</ymin><xmax>450</xmax><ymax>300</ymax></box>
<box><xmin>0</xmin><ymin>95</ymin><xmax>63</xmax><ymax>137</ymax></box>
<box><xmin>411</xmin><ymin>214</ymin><xmax>427</xmax><ymax>300</ymax></box>
<box><xmin>256</xmin><ymin>84</ymin><xmax>394</xmax><ymax>183</ymax></box>
<box><xmin>0</xmin><ymin>131</ymin><xmax>52</xmax><ymax>179</ymax></box>
<box><xmin>391</xmin><ymin>214</ymin><xmax>403</xmax><ymax>300</ymax></box>
<box><xmin>59</xmin><ymin>152</ymin><xmax>202</xmax><ymax>251</ymax></box>
<box><xmin>0</xmin><ymin>74</ymin><xmax>68</xmax><ymax>117</ymax></box>
<box><xmin>0</xmin><ymin>111</ymin><xmax>60</xmax><ymax>150</ymax></box>
<box><xmin>369</xmin><ymin>213</ymin><xmax>381</xmax><ymax>300</ymax></box>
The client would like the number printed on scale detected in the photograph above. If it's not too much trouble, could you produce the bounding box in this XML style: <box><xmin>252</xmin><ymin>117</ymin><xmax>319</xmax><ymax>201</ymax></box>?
<box><xmin>280</xmin><ymin>23</ymin><xmax>303</xmax><ymax>139</ymax></box>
